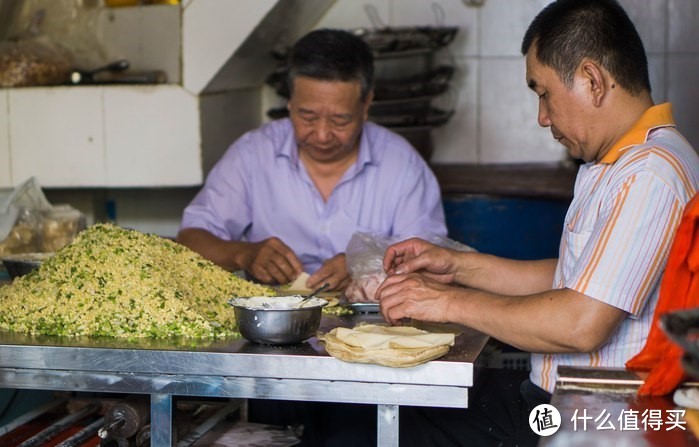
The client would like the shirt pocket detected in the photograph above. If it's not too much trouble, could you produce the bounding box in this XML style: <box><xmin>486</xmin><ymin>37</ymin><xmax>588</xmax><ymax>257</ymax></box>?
<box><xmin>561</xmin><ymin>223</ymin><xmax>594</xmax><ymax>277</ymax></box>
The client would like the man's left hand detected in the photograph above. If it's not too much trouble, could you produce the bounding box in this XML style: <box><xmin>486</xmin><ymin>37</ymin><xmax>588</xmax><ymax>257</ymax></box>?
<box><xmin>308</xmin><ymin>254</ymin><xmax>351</xmax><ymax>291</ymax></box>
<box><xmin>376</xmin><ymin>273</ymin><xmax>455</xmax><ymax>326</ymax></box>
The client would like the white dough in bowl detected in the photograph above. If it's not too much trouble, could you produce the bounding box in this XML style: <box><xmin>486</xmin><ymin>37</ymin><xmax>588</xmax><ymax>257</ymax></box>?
<box><xmin>229</xmin><ymin>295</ymin><xmax>327</xmax><ymax>310</ymax></box>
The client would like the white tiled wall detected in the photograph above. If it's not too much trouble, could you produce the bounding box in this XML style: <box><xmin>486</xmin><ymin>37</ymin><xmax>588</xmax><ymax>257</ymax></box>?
<box><xmin>97</xmin><ymin>5</ymin><xmax>182</xmax><ymax>85</ymax></box>
<box><xmin>9</xmin><ymin>88</ymin><xmax>106</xmax><ymax>186</ymax></box>
<box><xmin>668</xmin><ymin>0</ymin><xmax>699</xmax><ymax>53</ymax></box>
<box><xmin>33</xmin><ymin>0</ymin><xmax>699</xmax><ymax>236</ymax></box>
<box><xmin>667</xmin><ymin>0</ymin><xmax>699</xmax><ymax>147</ymax></box>
<box><xmin>103</xmin><ymin>86</ymin><xmax>201</xmax><ymax>187</ymax></box>
<box><xmin>315</xmin><ymin>0</ymin><xmax>699</xmax><ymax>164</ymax></box>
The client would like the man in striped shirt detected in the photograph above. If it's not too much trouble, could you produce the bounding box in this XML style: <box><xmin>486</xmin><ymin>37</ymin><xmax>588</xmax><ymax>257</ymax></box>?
<box><xmin>372</xmin><ymin>0</ymin><xmax>699</xmax><ymax>445</ymax></box>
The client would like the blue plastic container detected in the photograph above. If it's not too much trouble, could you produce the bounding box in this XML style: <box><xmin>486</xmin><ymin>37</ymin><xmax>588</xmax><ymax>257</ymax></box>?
<box><xmin>443</xmin><ymin>194</ymin><xmax>571</xmax><ymax>260</ymax></box>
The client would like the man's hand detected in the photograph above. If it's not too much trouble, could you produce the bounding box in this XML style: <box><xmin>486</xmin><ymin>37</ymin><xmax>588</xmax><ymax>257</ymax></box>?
<box><xmin>240</xmin><ymin>237</ymin><xmax>303</xmax><ymax>285</ymax></box>
<box><xmin>376</xmin><ymin>273</ymin><xmax>457</xmax><ymax>326</ymax></box>
<box><xmin>383</xmin><ymin>238</ymin><xmax>460</xmax><ymax>284</ymax></box>
<box><xmin>308</xmin><ymin>253</ymin><xmax>350</xmax><ymax>291</ymax></box>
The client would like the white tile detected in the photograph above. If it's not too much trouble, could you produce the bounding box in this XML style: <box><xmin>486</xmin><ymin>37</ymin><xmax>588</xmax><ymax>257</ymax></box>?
<box><xmin>182</xmin><ymin>0</ymin><xmax>276</xmax><ymax>94</ymax></box>
<box><xmin>478</xmin><ymin>58</ymin><xmax>564</xmax><ymax>164</ymax></box>
<box><xmin>480</xmin><ymin>0</ymin><xmax>553</xmax><ymax>57</ymax></box>
<box><xmin>9</xmin><ymin>87</ymin><xmax>106</xmax><ymax>187</ymax></box>
<box><xmin>96</xmin><ymin>7</ymin><xmax>139</xmax><ymax>62</ymax></box>
<box><xmin>199</xmin><ymin>89</ymin><xmax>262</xmax><ymax>175</ymax></box>
<box><xmin>667</xmin><ymin>55</ymin><xmax>699</xmax><ymax>150</ymax></box>
<box><xmin>669</xmin><ymin>0</ymin><xmax>699</xmax><ymax>52</ymax></box>
<box><xmin>431</xmin><ymin>57</ymin><xmax>478</xmax><ymax>164</ymax></box>
<box><xmin>318</xmin><ymin>0</ymin><xmax>390</xmax><ymax>29</ymax></box>
<box><xmin>98</xmin><ymin>5</ymin><xmax>181</xmax><ymax>83</ymax></box>
<box><xmin>618</xmin><ymin>0</ymin><xmax>667</xmax><ymax>53</ymax></box>
<box><xmin>390</xmin><ymin>0</ymin><xmax>479</xmax><ymax>57</ymax></box>
<box><xmin>0</xmin><ymin>91</ymin><xmax>10</xmax><ymax>187</ymax></box>
<box><xmin>139</xmin><ymin>6</ymin><xmax>182</xmax><ymax>83</ymax></box>
<box><xmin>103</xmin><ymin>85</ymin><xmax>201</xmax><ymax>187</ymax></box>
<box><xmin>647</xmin><ymin>54</ymin><xmax>667</xmax><ymax>104</ymax></box>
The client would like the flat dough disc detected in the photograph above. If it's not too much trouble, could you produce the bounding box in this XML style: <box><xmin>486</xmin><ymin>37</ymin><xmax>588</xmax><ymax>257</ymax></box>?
<box><xmin>287</xmin><ymin>272</ymin><xmax>311</xmax><ymax>292</ymax></box>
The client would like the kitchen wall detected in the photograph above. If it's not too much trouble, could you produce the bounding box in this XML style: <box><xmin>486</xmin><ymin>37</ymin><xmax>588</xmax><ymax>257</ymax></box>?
<box><xmin>315</xmin><ymin>0</ymin><xmax>699</xmax><ymax>164</ymax></box>
<box><xmin>45</xmin><ymin>0</ymin><xmax>699</xmax><ymax>237</ymax></box>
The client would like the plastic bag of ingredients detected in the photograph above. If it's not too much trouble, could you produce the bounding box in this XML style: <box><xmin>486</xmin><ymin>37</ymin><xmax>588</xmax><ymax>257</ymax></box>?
<box><xmin>0</xmin><ymin>208</ymin><xmax>44</xmax><ymax>256</ymax></box>
<box><xmin>0</xmin><ymin>178</ymin><xmax>86</xmax><ymax>256</ymax></box>
<box><xmin>0</xmin><ymin>37</ymin><xmax>72</xmax><ymax>87</ymax></box>
<box><xmin>40</xmin><ymin>204</ymin><xmax>87</xmax><ymax>252</ymax></box>
<box><xmin>344</xmin><ymin>232</ymin><xmax>475</xmax><ymax>303</ymax></box>
<box><xmin>0</xmin><ymin>178</ymin><xmax>50</xmax><ymax>256</ymax></box>
<box><xmin>0</xmin><ymin>0</ymin><xmax>105</xmax><ymax>87</ymax></box>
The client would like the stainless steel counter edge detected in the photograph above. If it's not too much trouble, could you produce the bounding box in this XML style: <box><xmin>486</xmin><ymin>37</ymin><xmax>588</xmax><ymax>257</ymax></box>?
<box><xmin>0</xmin><ymin>368</ymin><xmax>470</xmax><ymax>408</ymax></box>
<box><xmin>0</xmin><ymin>315</ymin><xmax>489</xmax><ymax>388</ymax></box>
<box><xmin>0</xmin><ymin>342</ymin><xmax>476</xmax><ymax>387</ymax></box>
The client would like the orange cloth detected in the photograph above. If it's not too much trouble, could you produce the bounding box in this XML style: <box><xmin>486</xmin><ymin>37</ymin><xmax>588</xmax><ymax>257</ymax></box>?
<box><xmin>626</xmin><ymin>193</ymin><xmax>699</xmax><ymax>395</ymax></box>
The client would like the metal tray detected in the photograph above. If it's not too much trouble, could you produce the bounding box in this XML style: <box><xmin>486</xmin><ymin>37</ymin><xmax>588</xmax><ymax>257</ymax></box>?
<box><xmin>342</xmin><ymin>302</ymin><xmax>380</xmax><ymax>313</ymax></box>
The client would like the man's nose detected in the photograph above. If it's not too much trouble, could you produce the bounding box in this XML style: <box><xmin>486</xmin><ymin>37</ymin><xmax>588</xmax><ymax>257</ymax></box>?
<box><xmin>538</xmin><ymin>103</ymin><xmax>551</xmax><ymax>127</ymax></box>
<box><xmin>314</xmin><ymin>120</ymin><xmax>333</xmax><ymax>142</ymax></box>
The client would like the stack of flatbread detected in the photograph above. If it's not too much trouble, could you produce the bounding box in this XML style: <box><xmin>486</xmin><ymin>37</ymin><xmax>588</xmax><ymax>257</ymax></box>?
<box><xmin>319</xmin><ymin>323</ymin><xmax>456</xmax><ymax>367</ymax></box>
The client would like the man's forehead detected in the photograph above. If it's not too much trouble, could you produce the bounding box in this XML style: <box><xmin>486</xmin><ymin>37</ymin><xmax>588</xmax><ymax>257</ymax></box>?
<box><xmin>525</xmin><ymin>52</ymin><xmax>542</xmax><ymax>90</ymax></box>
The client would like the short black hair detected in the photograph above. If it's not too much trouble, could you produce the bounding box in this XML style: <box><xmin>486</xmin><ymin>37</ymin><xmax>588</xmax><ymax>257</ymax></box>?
<box><xmin>521</xmin><ymin>0</ymin><xmax>651</xmax><ymax>95</ymax></box>
<box><xmin>287</xmin><ymin>28</ymin><xmax>374</xmax><ymax>102</ymax></box>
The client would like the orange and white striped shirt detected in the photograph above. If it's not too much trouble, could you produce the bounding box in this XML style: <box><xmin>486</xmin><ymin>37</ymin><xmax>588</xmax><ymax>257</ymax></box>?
<box><xmin>530</xmin><ymin>103</ymin><xmax>699</xmax><ymax>393</ymax></box>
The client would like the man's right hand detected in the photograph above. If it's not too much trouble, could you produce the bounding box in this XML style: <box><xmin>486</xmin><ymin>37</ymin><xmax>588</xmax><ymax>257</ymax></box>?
<box><xmin>240</xmin><ymin>237</ymin><xmax>304</xmax><ymax>285</ymax></box>
<box><xmin>383</xmin><ymin>237</ymin><xmax>460</xmax><ymax>284</ymax></box>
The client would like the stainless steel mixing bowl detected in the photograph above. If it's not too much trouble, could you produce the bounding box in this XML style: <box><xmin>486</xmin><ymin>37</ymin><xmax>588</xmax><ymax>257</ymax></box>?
<box><xmin>228</xmin><ymin>296</ymin><xmax>328</xmax><ymax>345</ymax></box>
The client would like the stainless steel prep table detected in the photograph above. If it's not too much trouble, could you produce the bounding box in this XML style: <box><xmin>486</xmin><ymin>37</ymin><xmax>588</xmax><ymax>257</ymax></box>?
<box><xmin>0</xmin><ymin>312</ymin><xmax>489</xmax><ymax>446</ymax></box>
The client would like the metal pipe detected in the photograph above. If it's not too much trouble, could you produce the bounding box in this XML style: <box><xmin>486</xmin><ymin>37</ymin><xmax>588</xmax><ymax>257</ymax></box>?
<box><xmin>176</xmin><ymin>400</ymin><xmax>242</xmax><ymax>447</ymax></box>
<box><xmin>56</xmin><ymin>416</ymin><xmax>105</xmax><ymax>447</ymax></box>
<box><xmin>17</xmin><ymin>403</ymin><xmax>101</xmax><ymax>447</ymax></box>
<box><xmin>0</xmin><ymin>399</ymin><xmax>66</xmax><ymax>436</ymax></box>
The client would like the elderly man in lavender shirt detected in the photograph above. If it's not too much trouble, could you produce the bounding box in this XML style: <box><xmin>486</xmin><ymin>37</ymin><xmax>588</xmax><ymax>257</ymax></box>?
<box><xmin>177</xmin><ymin>29</ymin><xmax>446</xmax><ymax>292</ymax></box>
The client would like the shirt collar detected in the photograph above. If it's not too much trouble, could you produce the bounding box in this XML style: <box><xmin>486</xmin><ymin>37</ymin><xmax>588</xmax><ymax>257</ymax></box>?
<box><xmin>277</xmin><ymin>118</ymin><xmax>298</xmax><ymax>164</ymax></box>
<box><xmin>355</xmin><ymin>123</ymin><xmax>375</xmax><ymax>169</ymax></box>
<box><xmin>599</xmin><ymin>102</ymin><xmax>676</xmax><ymax>164</ymax></box>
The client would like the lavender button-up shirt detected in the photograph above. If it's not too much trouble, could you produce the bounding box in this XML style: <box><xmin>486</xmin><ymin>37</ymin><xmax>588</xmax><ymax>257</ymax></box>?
<box><xmin>180</xmin><ymin>118</ymin><xmax>447</xmax><ymax>273</ymax></box>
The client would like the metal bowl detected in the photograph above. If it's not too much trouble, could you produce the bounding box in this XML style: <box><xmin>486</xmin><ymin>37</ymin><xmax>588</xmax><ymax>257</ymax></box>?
<box><xmin>228</xmin><ymin>296</ymin><xmax>328</xmax><ymax>345</ymax></box>
<box><xmin>1</xmin><ymin>252</ymin><xmax>54</xmax><ymax>279</ymax></box>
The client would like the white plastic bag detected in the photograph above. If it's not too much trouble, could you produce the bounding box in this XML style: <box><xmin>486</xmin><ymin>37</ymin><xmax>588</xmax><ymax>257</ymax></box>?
<box><xmin>344</xmin><ymin>232</ymin><xmax>475</xmax><ymax>303</ymax></box>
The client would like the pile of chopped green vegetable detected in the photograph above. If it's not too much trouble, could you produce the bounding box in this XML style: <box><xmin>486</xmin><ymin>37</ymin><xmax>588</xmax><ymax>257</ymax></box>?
<box><xmin>0</xmin><ymin>223</ymin><xmax>274</xmax><ymax>339</ymax></box>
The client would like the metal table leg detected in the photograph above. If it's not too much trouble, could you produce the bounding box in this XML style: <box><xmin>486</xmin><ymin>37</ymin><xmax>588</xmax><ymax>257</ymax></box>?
<box><xmin>151</xmin><ymin>394</ymin><xmax>173</xmax><ymax>447</ymax></box>
<box><xmin>377</xmin><ymin>404</ymin><xmax>399</xmax><ymax>447</ymax></box>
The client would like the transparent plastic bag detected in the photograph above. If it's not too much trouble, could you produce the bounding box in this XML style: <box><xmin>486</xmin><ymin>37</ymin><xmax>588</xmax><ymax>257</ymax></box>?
<box><xmin>0</xmin><ymin>207</ymin><xmax>43</xmax><ymax>256</ymax></box>
<box><xmin>0</xmin><ymin>205</ymin><xmax>86</xmax><ymax>256</ymax></box>
<box><xmin>344</xmin><ymin>232</ymin><xmax>475</xmax><ymax>303</ymax></box>
<box><xmin>40</xmin><ymin>205</ymin><xmax>87</xmax><ymax>252</ymax></box>
<box><xmin>0</xmin><ymin>0</ymin><xmax>106</xmax><ymax>87</ymax></box>
<box><xmin>0</xmin><ymin>178</ymin><xmax>85</xmax><ymax>256</ymax></box>
<box><xmin>0</xmin><ymin>37</ymin><xmax>72</xmax><ymax>87</ymax></box>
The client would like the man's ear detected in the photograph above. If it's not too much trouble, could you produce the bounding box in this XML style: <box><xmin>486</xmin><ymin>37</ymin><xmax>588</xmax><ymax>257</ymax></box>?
<box><xmin>363</xmin><ymin>90</ymin><xmax>374</xmax><ymax>119</ymax></box>
<box><xmin>580</xmin><ymin>60</ymin><xmax>607</xmax><ymax>107</ymax></box>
